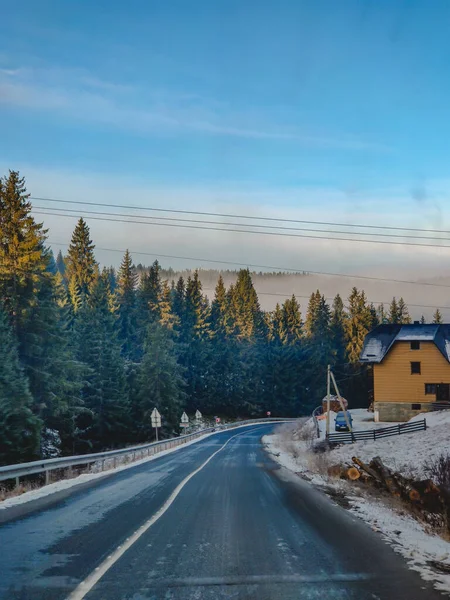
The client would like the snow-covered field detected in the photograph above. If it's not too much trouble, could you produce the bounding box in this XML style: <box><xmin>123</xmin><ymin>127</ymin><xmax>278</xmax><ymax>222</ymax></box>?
<box><xmin>318</xmin><ymin>408</ymin><xmax>450</xmax><ymax>479</ymax></box>
<box><xmin>264</xmin><ymin>410</ymin><xmax>450</xmax><ymax>595</ymax></box>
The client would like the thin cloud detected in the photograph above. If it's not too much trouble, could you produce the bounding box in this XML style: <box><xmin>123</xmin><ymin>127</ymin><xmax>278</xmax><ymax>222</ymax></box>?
<box><xmin>0</xmin><ymin>66</ymin><xmax>390</xmax><ymax>151</ymax></box>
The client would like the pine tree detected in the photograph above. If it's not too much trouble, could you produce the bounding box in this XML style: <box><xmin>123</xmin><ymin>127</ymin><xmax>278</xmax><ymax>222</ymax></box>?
<box><xmin>420</xmin><ymin>315</ymin><xmax>426</xmax><ymax>324</ymax></box>
<box><xmin>116</xmin><ymin>250</ymin><xmax>138</xmax><ymax>359</ymax></box>
<box><xmin>185</xmin><ymin>270</ymin><xmax>210</xmax><ymax>340</ymax></box>
<box><xmin>304</xmin><ymin>291</ymin><xmax>321</xmax><ymax>338</ymax></box>
<box><xmin>377</xmin><ymin>303</ymin><xmax>387</xmax><ymax>324</ymax></box>
<box><xmin>345</xmin><ymin>288</ymin><xmax>371</xmax><ymax>363</ymax></box>
<box><xmin>0</xmin><ymin>306</ymin><xmax>41</xmax><ymax>465</ymax></box>
<box><xmin>56</xmin><ymin>250</ymin><xmax>66</xmax><ymax>278</ymax></box>
<box><xmin>228</xmin><ymin>269</ymin><xmax>264</xmax><ymax>340</ymax></box>
<box><xmin>0</xmin><ymin>172</ymin><xmax>79</xmax><ymax>451</ymax></box>
<box><xmin>330</xmin><ymin>294</ymin><xmax>346</xmax><ymax>363</ymax></box>
<box><xmin>281</xmin><ymin>295</ymin><xmax>302</xmax><ymax>345</ymax></box>
<box><xmin>269</xmin><ymin>304</ymin><xmax>285</xmax><ymax>344</ymax></box>
<box><xmin>433</xmin><ymin>308</ymin><xmax>443</xmax><ymax>324</ymax></box>
<box><xmin>137</xmin><ymin>260</ymin><xmax>162</xmax><ymax>324</ymax></box>
<box><xmin>66</xmin><ymin>218</ymin><xmax>97</xmax><ymax>307</ymax></box>
<box><xmin>389</xmin><ymin>297</ymin><xmax>399</xmax><ymax>324</ymax></box>
<box><xmin>368</xmin><ymin>303</ymin><xmax>379</xmax><ymax>329</ymax></box>
<box><xmin>210</xmin><ymin>275</ymin><xmax>229</xmax><ymax>336</ymax></box>
<box><xmin>159</xmin><ymin>280</ymin><xmax>178</xmax><ymax>330</ymax></box>
<box><xmin>136</xmin><ymin>321</ymin><xmax>186</xmax><ymax>437</ymax></box>
<box><xmin>74</xmin><ymin>275</ymin><xmax>129</xmax><ymax>449</ymax></box>
<box><xmin>172</xmin><ymin>276</ymin><xmax>186</xmax><ymax>327</ymax></box>
<box><xmin>397</xmin><ymin>297</ymin><xmax>411</xmax><ymax>324</ymax></box>
<box><xmin>0</xmin><ymin>170</ymin><xmax>48</xmax><ymax>334</ymax></box>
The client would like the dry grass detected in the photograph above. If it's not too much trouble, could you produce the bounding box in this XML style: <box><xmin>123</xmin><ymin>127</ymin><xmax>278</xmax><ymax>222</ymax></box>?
<box><xmin>0</xmin><ymin>481</ymin><xmax>41</xmax><ymax>502</ymax></box>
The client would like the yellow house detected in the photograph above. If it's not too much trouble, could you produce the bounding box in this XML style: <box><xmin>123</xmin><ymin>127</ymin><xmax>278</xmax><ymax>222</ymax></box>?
<box><xmin>360</xmin><ymin>323</ymin><xmax>450</xmax><ymax>422</ymax></box>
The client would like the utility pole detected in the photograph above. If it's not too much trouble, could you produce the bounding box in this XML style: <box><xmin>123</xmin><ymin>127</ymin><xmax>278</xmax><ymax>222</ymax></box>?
<box><xmin>330</xmin><ymin>370</ymin><xmax>352</xmax><ymax>432</ymax></box>
<box><xmin>326</xmin><ymin>364</ymin><xmax>331</xmax><ymax>436</ymax></box>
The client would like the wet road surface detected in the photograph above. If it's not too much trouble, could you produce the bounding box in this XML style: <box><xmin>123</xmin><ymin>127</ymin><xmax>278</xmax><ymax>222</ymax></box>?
<box><xmin>0</xmin><ymin>424</ymin><xmax>442</xmax><ymax>599</ymax></box>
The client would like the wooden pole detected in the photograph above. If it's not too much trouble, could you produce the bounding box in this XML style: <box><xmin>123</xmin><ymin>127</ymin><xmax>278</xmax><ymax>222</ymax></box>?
<box><xmin>326</xmin><ymin>364</ymin><xmax>331</xmax><ymax>436</ymax></box>
<box><xmin>330</xmin><ymin>370</ymin><xmax>352</xmax><ymax>432</ymax></box>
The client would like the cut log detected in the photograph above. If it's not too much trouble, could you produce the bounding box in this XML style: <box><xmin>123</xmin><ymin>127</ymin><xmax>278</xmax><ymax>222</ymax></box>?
<box><xmin>347</xmin><ymin>467</ymin><xmax>361</xmax><ymax>481</ymax></box>
<box><xmin>370</xmin><ymin>456</ymin><xmax>402</xmax><ymax>497</ymax></box>
<box><xmin>327</xmin><ymin>464</ymin><xmax>346</xmax><ymax>479</ymax></box>
<box><xmin>352</xmin><ymin>457</ymin><xmax>382</xmax><ymax>482</ymax></box>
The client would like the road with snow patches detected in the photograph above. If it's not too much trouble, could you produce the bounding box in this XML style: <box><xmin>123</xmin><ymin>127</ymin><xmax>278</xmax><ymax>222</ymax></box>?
<box><xmin>0</xmin><ymin>424</ymin><xmax>442</xmax><ymax>600</ymax></box>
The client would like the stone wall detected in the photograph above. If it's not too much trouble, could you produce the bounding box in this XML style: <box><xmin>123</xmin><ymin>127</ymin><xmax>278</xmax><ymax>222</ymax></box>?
<box><xmin>374</xmin><ymin>401</ymin><xmax>433</xmax><ymax>422</ymax></box>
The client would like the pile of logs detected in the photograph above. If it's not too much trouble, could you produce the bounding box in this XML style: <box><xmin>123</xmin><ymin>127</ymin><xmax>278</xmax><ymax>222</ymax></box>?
<box><xmin>329</xmin><ymin>455</ymin><xmax>444</xmax><ymax>515</ymax></box>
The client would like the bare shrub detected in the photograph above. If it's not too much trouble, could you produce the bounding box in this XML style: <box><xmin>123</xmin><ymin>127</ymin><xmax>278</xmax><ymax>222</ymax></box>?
<box><xmin>307</xmin><ymin>452</ymin><xmax>332</xmax><ymax>476</ymax></box>
<box><xmin>424</xmin><ymin>453</ymin><xmax>450</xmax><ymax>489</ymax></box>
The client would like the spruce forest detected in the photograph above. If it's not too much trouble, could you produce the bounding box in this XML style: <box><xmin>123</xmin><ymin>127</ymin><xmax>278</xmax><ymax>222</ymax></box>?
<box><xmin>0</xmin><ymin>171</ymin><xmax>437</xmax><ymax>466</ymax></box>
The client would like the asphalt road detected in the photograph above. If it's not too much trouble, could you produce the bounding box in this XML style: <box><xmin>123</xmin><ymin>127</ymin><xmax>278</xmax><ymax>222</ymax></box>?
<box><xmin>0</xmin><ymin>424</ymin><xmax>443</xmax><ymax>600</ymax></box>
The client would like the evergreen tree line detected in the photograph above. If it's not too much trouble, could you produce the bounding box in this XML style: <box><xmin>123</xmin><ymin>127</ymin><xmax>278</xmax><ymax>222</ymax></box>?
<box><xmin>0</xmin><ymin>171</ymin><xmax>443</xmax><ymax>465</ymax></box>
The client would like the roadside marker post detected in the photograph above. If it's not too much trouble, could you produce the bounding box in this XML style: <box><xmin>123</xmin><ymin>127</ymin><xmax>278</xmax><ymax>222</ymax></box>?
<box><xmin>180</xmin><ymin>411</ymin><xmax>189</xmax><ymax>432</ymax></box>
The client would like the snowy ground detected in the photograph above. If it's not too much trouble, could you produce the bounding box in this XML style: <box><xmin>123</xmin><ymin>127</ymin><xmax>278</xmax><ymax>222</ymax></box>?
<box><xmin>264</xmin><ymin>411</ymin><xmax>450</xmax><ymax>595</ymax></box>
<box><xmin>319</xmin><ymin>408</ymin><xmax>450</xmax><ymax>479</ymax></box>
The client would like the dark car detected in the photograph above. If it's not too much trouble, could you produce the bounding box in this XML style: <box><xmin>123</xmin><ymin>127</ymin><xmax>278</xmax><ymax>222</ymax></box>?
<box><xmin>335</xmin><ymin>411</ymin><xmax>353</xmax><ymax>432</ymax></box>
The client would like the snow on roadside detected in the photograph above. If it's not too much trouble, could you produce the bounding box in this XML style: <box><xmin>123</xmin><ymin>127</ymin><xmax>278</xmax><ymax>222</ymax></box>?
<box><xmin>264</xmin><ymin>428</ymin><xmax>450</xmax><ymax>595</ymax></box>
<box><xmin>0</xmin><ymin>421</ymin><xmax>273</xmax><ymax>511</ymax></box>
<box><xmin>0</xmin><ymin>431</ymin><xmax>215</xmax><ymax>511</ymax></box>
<box><xmin>319</xmin><ymin>409</ymin><xmax>450</xmax><ymax>480</ymax></box>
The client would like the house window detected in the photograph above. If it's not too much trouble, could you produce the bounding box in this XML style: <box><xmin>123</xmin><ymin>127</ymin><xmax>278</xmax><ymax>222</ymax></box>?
<box><xmin>425</xmin><ymin>384</ymin><xmax>436</xmax><ymax>395</ymax></box>
<box><xmin>412</xmin><ymin>403</ymin><xmax>422</xmax><ymax>410</ymax></box>
<box><xmin>411</xmin><ymin>341</ymin><xmax>420</xmax><ymax>350</ymax></box>
<box><xmin>411</xmin><ymin>361</ymin><xmax>421</xmax><ymax>374</ymax></box>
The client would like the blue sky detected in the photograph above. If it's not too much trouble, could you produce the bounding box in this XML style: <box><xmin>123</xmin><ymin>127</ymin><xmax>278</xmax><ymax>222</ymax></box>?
<box><xmin>2</xmin><ymin>0</ymin><xmax>450</xmax><ymax>280</ymax></box>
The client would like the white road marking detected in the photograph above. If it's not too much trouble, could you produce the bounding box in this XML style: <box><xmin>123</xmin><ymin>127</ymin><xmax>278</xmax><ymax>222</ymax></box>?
<box><xmin>67</xmin><ymin>426</ymin><xmax>266</xmax><ymax>600</ymax></box>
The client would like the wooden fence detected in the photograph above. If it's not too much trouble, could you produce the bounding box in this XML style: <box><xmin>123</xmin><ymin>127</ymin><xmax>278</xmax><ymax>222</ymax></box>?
<box><xmin>326</xmin><ymin>418</ymin><xmax>426</xmax><ymax>444</ymax></box>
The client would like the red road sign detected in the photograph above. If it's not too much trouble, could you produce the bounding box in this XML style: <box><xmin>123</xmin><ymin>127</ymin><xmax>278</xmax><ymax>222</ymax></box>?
<box><xmin>267</xmin><ymin>411</ymin><xmax>271</xmax><ymax>417</ymax></box>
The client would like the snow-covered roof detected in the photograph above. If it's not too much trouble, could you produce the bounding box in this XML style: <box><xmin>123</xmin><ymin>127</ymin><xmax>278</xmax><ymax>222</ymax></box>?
<box><xmin>360</xmin><ymin>324</ymin><xmax>450</xmax><ymax>363</ymax></box>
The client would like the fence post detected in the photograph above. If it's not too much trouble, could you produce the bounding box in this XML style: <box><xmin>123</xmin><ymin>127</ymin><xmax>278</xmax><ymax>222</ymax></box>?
<box><xmin>373</xmin><ymin>429</ymin><xmax>376</xmax><ymax>441</ymax></box>
<box><xmin>398</xmin><ymin>424</ymin><xmax>401</xmax><ymax>435</ymax></box>
<box><xmin>424</xmin><ymin>418</ymin><xmax>427</xmax><ymax>431</ymax></box>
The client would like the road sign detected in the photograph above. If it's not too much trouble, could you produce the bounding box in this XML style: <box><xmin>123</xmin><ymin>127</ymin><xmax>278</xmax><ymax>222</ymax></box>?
<box><xmin>151</xmin><ymin>407</ymin><xmax>161</xmax><ymax>441</ymax></box>
<box><xmin>151</xmin><ymin>407</ymin><xmax>162</xmax><ymax>427</ymax></box>
<box><xmin>267</xmin><ymin>411</ymin><xmax>271</xmax><ymax>417</ymax></box>
<box><xmin>195</xmin><ymin>409</ymin><xmax>202</xmax><ymax>421</ymax></box>
<box><xmin>215</xmin><ymin>417</ymin><xmax>221</xmax><ymax>424</ymax></box>
<box><xmin>181</xmin><ymin>411</ymin><xmax>189</xmax><ymax>423</ymax></box>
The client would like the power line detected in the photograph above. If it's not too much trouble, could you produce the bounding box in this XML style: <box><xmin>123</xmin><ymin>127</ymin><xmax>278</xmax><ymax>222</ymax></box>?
<box><xmin>200</xmin><ymin>287</ymin><xmax>450</xmax><ymax>310</ymax></box>
<box><xmin>33</xmin><ymin>205</ymin><xmax>450</xmax><ymax>242</ymax></box>
<box><xmin>47</xmin><ymin>240</ymin><xmax>450</xmax><ymax>288</ymax></box>
<box><xmin>31</xmin><ymin>195</ymin><xmax>450</xmax><ymax>235</ymax></box>
<box><xmin>34</xmin><ymin>210</ymin><xmax>450</xmax><ymax>250</ymax></box>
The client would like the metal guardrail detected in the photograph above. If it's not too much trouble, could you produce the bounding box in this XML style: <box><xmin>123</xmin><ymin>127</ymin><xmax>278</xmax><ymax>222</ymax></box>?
<box><xmin>0</xmin><ymin>417</ymin><xmax>296</xmax><ymax>486</ymax></box>
<box><xmin>326</xmin><ymin>418</ymin><xmax>427</xmax><ymax>444</ymax></box>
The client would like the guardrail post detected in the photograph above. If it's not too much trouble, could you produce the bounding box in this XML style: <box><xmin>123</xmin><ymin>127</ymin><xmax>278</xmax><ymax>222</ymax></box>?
<box><xmin>101</xmin><ymin>459</ymin><xmax>105</xmax><ymax>471</ymax></box>
<box><xmin>113</xmin><ymin>457</ymin><xmax>117</xmax><ymax>469</ymax></box>
<box><xmin>15</xmin><ymin>476</ymin><xmax>19</xmax><ymax>488</ymax></box>
<box><xmin>45</xmin><ymin>470</ymin><xmax>50</xmax><ymax>485</ymax></box>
